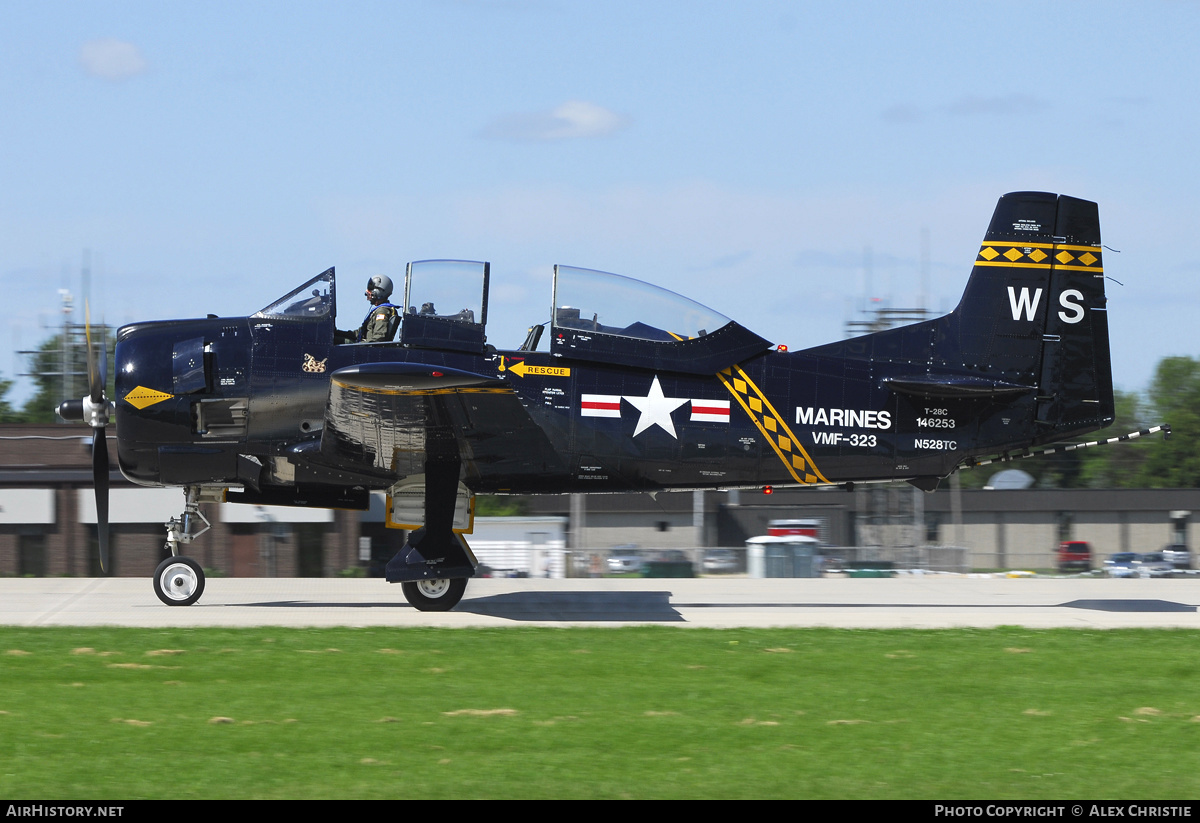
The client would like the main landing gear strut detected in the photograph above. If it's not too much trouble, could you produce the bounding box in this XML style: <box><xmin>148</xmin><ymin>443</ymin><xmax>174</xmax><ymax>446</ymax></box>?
<box><xmin>153</xmin><ymin>486</ymin><xmax>211</xmax><ymax>606</ymax></box>
<box><xmin>384</xmin><ymin>452</ymin><xmax>476</xmax><ymax>612</ymax></box>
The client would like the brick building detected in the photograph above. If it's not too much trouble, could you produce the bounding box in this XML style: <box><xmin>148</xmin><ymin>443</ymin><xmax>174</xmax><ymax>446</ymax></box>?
<box><xmin>2</xmin><ymin>423</ymin><xmax>1194</xmax><ymax>576</ymax></box>
<box><xmin>0</xmin><ymin>424</ymin><xmax>377</xmax><ymax>578</ymax></box>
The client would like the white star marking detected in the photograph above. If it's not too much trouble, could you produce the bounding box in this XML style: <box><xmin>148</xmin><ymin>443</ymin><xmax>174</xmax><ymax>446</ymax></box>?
<box><xmin>624</xmin><ymin>376</ymin><xmax>689</xmax><ymax>438</ymax></box>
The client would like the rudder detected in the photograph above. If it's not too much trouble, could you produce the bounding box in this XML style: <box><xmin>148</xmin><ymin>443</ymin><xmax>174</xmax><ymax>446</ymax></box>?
<box><xmin>955</xmin><ymin>191</ymin><xmax>1114</xmax><ymax>441</ymax></box>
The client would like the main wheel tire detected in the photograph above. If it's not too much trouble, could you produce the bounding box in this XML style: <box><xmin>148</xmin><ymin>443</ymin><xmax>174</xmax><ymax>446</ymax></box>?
<box><xmin>153</xmin><ymin>556</ymin><xmax>206</xmax><ymax>606</ymax></box>
<box><xmin>401</xmin><ymin>578</ymin><xmax>467</xmax><ymax>612</ymax></box>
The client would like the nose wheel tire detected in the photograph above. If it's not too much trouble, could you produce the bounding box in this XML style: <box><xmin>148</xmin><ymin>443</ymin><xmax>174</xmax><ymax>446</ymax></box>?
<box><xmin>153</xmin><ymin>556</ymin><xmax>206</xmax><ymax>607</ymax></box>
<box><xmin>401</xmin><ymin>578</ymin><xmax>467</xmax><ymax>612</ymax></box>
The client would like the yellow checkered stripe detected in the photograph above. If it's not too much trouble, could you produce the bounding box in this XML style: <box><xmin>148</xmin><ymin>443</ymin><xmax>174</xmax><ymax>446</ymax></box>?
<box><xmin>975</xmin><ymin>243</ymin><xmax>1102</xmax><ymax>273</ymax></box>
<box><xmin>716</xmin><ymin>365</ymin><xmax>828</xmax><ymax>485</ymax></box>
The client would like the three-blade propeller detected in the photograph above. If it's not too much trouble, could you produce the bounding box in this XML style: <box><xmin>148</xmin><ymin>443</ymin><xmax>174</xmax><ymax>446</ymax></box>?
<box><xmin>56</xmin><ymin>304</ymin><xmax>113</xmax><ymax>574</ymax></box>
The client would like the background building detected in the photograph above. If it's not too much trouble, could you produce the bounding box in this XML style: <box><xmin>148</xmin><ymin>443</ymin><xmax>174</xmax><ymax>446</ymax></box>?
<box><xmin>1</xmin><ymin>424</ymin><xmax>1193</xmax><ymax>576</ymax></box>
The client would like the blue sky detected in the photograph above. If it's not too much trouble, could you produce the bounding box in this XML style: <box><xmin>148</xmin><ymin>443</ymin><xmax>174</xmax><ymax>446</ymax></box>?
<box><xmin>3</xmin><ymin>1</ymin><xmax>1197</xmax><ymax>407</ymax></box>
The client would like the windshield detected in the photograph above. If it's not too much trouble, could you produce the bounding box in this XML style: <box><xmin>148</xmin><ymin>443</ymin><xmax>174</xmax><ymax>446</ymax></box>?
<box><xmin>253</xmin><ymin>269</ymin><xmax>334</xmax><ymax>319</ymax></box>
<box><xmin>551</xmin><ymin>265</ymin><xmax>731</xmax><ymax>341</ymax></box>
<box><xmin>404</xmin><ymin>260</ymin><xmax>488</xmax><ymax>327</ymax></box>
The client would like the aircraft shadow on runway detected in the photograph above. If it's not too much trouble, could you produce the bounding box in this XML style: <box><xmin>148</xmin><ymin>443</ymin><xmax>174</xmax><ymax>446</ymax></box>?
<box><xmin>236</xmin><ymin>595</ymin><xmax>1194</xmax><ymax>620</ymax></box>
<box><xmin>1061</xmin><ymin>599</ymin><xmax>1196</xmax><ymax>613</ymax></box>
<box><xmin>243</xmin><ymin>590</ymin><xmax>686</xmax><ymax>622</ymax></box>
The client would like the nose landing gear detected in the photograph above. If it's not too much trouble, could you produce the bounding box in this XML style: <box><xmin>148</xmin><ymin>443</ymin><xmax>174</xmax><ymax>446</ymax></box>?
<box><xmin>153</xmin><ymin>486</ymin><xmax>213</xmax><ymax>607</ymax></box>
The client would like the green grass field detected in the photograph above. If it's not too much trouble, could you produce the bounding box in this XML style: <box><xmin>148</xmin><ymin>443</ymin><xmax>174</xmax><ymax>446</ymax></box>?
<box><xmin>2</xmin><ymin>626</ymin><xmax>1198</xmax><ymax>799</ymax></box>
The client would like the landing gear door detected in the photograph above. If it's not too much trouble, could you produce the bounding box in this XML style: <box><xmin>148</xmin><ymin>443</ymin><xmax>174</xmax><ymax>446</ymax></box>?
<box><xmin>386</xmin><ymin>475</ymin><xmax>476</xmax><ymax>533</ymax></box>
<box><xmin>401</xmin><ymin>260</ymin><xmax>490</xmax><ymax>354</ymax></box>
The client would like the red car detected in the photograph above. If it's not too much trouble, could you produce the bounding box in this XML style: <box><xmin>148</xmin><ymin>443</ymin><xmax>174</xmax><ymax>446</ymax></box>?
<box><xmin>1057</xmin><ymin>541</ymin><xmax>1092</xmax><ymax>573</ymax></box>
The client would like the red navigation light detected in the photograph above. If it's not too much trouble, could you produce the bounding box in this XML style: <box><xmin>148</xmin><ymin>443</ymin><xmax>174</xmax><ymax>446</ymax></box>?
<box><xmin>776</xmin><ymin>344</ymin><xmax>788</xmax><ymax>352</ymax></box>
<box><xmin>763</xmin><ymin>485</ymin><xmax>773</xmax><ymax>495</ymax></box>
<box><xmin>431</xmin><ymin>371</ymin><xmax>444</xmax><ymax>377</ymax></box>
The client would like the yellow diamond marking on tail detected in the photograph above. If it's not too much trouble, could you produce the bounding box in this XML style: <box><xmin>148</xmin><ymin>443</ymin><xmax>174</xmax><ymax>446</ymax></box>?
<box><xmin>1003</xmin><ymin>247</ymin><xmax>1023</xmax><ymax>262</ymax></box>
<box><xmin>1079</xmin><ymin>251</ymin><xmax>1098</xmax><ymax>266</ymax></box>
<box><xmin>1055</xmin><ymin>250</ymin><xmax>1075</xmax><ymax>265</ymax></box>
<box><xmin>715</xmin><ymin>366</ymin><xmax>829</xmax><ymax>486</ymax></box>
<box><xmin>125</xmin><ymin>386</ymin><xmax>173</xmax><ymax>409</ymax></box>
<box><xmin>1029</xmin><ymin>249</ymin><xmax>1048</xmax><ymax>262</ymax></box>
<box><xmin>979</xmin><ymin>246</ymin><xmax>1000</xmax><ymax>261</ymax></box>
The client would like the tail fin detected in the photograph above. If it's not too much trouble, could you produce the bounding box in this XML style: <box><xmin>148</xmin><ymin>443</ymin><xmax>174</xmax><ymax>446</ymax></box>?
<box><xmin>814</xmin><ymin>191</ymin><xmax>1115</xmax><ymax>447</ymax></box>
<box><xmin>954</xmin><ymin>191</ymin><xmax>1114</xmax><ymax>440</ymax></box>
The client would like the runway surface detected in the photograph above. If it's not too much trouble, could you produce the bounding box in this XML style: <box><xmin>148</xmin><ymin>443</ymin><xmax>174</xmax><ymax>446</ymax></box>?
<box><xmin>1</xmin><ymin>575</ymin><xmax>1198</xmax><ymax>628</ymax></box>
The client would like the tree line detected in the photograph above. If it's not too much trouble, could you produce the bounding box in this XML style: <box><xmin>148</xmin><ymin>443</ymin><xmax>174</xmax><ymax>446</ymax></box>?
<box><xmin>0</xmin><ymin>327</ymin><xmax>115</xmax><ymax>424</ymax></box>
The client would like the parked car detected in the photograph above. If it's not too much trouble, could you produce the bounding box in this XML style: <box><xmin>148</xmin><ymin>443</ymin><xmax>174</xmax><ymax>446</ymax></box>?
<box><xmin>702</xmin><ymin>549</ymin><xmax>741</xmax><ymax>574</ymax></box>
<box><xmin>1138</xmin><ymin>552</ymin><xmax>1175</xmax><ymax>578</ymax></box>
<box><xmin>1103</xmin><ymin>552</ymin><xmax>1141</xmax><ymax>578</ymax></box>
<box><xmin>606</xmin><ymin>546</ymin><xmax>645</xmax><ymax>574</ymax></box>
<box><xmin>1160</xmin><ymin>544</ymin><xmax>1192</xmax><ymax>570</ymax></box>
<box><xmin>1056</xmin><ymin>540</ymin><xmax>1092</xmax><ymax>573</ymax></box>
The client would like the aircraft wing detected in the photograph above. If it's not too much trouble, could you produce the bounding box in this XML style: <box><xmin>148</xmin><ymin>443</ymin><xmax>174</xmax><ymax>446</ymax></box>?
<box><xmin>317</xmin><ymin>362</ymin><xmax>567</xmax><ymax>485</ymax></box>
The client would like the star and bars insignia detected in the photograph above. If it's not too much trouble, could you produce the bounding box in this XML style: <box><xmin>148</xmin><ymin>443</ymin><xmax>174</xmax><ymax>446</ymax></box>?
<box><xmin>581</xmin><ymin>376</ymin><xmax>730</xmax><ymax>439</ymax></box>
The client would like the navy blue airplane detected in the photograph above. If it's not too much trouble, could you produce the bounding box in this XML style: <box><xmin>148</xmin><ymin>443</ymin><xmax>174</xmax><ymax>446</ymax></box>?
<box><xmin>61</xmin><ymin>191</ymin><xmax>1118</xmax><ymax>610</ymax></box>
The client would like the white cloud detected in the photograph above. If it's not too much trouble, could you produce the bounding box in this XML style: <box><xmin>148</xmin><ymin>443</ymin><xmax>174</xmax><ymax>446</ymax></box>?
<box><xmin>480</xmin><ymin>100</ymin><xmax>629</xmax><ymax>140</ymax></box>
<box><xmin>78</xmin><ymin>39</ymin><xmax>148</xmax><ymax>82</ymax></box>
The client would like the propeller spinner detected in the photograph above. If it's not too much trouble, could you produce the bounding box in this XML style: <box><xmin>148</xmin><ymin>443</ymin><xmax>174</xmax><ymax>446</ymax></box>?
<box><xmin>55</xmin><ymin>305</ymin><xmax>114</xmax><ymax>573</ymax></box>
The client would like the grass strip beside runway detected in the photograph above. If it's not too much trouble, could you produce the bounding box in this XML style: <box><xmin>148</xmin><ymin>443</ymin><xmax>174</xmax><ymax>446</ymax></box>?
<box><xmin>2</xmin><ymin>626</ymin><xmax>1198</xmax><ymax>799</ymax></box>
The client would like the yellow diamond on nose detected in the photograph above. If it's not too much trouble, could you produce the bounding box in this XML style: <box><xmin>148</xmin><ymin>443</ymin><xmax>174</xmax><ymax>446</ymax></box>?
<box><xmin>124</xmin><ymin>386</ymin><xmax>173</xmax><ymax>409</ymax></box>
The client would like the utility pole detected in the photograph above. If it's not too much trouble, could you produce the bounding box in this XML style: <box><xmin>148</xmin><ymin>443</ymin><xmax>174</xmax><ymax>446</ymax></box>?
<box><xmin>60</xmin><ymin>289</ymin><xmax>74</xmax><ymax>418</ymax></box>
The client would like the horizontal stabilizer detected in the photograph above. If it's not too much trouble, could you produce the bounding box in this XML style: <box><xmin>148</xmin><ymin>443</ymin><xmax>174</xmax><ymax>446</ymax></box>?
<box><xmin>881</xmin><ymin>374</ymin><xmax>1035</xmax><ymax>399</ymax></box>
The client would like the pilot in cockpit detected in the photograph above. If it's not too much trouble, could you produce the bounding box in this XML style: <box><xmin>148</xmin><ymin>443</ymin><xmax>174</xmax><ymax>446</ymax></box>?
<box><xmin>338</xmin><ymin>275</ymin><xmax>400</xmax><ymax>343</ymax></box>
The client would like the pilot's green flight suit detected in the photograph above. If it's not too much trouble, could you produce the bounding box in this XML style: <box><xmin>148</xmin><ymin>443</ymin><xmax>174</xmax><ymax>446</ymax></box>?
<box><xmin>358</xmin><ymin>302</ymin><xmax>399</xmax><ymax>343</ymax></box>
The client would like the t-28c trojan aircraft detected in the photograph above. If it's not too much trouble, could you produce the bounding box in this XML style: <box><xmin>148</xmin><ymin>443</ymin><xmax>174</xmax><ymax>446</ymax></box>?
<box><xmin>60</xmin><ymin>191</ymin><xmax>1126</xmax><ymax>610</ymax></box>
